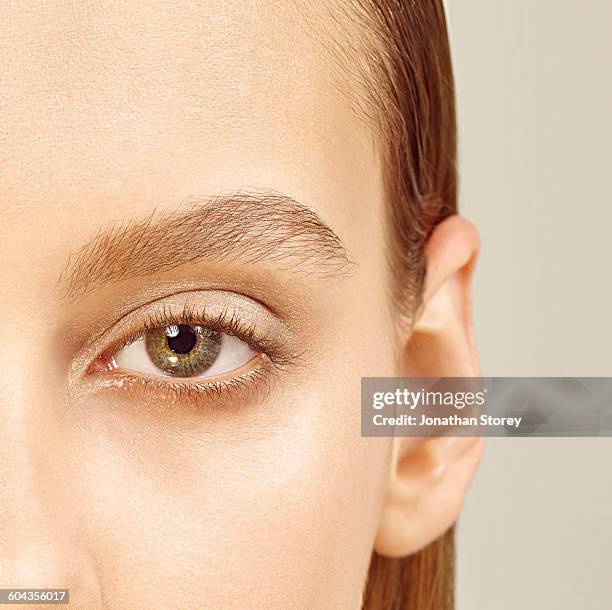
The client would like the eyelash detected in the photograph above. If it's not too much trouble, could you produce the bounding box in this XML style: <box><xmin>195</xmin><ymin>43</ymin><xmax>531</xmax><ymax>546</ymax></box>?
<box><xmin>92</xmin><ymin>302</ymin><xmax>296</xmax><ymax>405</ymax></box>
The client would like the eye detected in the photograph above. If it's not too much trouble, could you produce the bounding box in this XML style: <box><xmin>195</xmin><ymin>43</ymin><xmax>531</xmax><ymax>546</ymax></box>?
<box><xmin>110</xmin><ymin>324</ymin><xmax>256</xmax><ymax>379</ymax></box>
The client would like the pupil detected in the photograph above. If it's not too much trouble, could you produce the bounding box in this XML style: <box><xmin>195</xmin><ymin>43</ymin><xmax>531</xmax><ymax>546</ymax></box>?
<box><xmin>166</xmin><ymin>325</ymin><xmax>198</xmax><ymax>354</ymax></box>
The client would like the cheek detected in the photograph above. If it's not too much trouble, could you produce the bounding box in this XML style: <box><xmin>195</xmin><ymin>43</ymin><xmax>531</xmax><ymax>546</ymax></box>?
<box><xmin>61</xmin><ymin>390</ymin><xmax>391</xmax><ymax>609</ymax></box>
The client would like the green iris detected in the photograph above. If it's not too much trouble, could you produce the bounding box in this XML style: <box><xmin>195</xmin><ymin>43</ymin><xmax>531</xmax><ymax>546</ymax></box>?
<box><xmin>145</xmin><ymin>324</ymin><xmax>222</xmax><ymax>377</ymax></box>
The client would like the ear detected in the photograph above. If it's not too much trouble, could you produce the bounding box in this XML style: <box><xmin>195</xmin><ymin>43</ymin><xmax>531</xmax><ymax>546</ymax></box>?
<box><xmin>375</xmin><ymin>215</ymin><xmax>485</xmax><ymax>557</ymax></box>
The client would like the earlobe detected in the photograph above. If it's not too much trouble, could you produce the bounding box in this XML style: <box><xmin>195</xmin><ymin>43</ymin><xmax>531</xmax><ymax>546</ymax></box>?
<box><xmin>375</xmin><ymin>434</ymin><xmax>485</xmax><ymax>557</ymax></box>
<box><xmin>375</xmin><ymin>215</ymin><xmax>484</xmax><ymax>558</ymax></box>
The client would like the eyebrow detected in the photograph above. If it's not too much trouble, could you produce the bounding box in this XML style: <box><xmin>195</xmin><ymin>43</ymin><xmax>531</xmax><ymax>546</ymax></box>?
<box><xmin>59</xmin><ymin>190</ymin><xmax>354</xmax><ymax>299</ymax></box>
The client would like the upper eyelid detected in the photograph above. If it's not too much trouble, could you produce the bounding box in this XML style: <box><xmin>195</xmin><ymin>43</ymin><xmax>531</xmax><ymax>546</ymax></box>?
<box><xmin>109</xmin><ymin>305</ymin><xmax>257</xmax><ymax>350</ymax></box>
<box><xmin>86</xmin><ymin>288</ymin><xmax>278</xmax><ymax>351</ymax></box>
<box><xmin>105</xmin><ymin>307</ymin><xmax>273</xmax><ymax>365</ymax></box>
<box><xmin>68</xmin><ymin>290</ymin><xmax>294</xmax><ymax>384</ymax></box>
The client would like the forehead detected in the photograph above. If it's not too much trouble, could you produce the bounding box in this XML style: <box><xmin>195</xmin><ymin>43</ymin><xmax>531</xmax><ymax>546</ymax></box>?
<box><xmin>1</xmin><ymin>1</ymin><xmax>372</xmax><ymax>194</ymax></box>
<box><xmin>5</xmin><ymin>1</ymin><xmax>333</xmax><ymax>127</ymax></box>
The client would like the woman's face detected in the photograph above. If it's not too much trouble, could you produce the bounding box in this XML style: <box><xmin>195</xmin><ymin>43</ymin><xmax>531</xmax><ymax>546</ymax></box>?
<box><xmin>1</xmin><ymin>2</ymin><xmax>400</xmax><ymax>607</ymax></box>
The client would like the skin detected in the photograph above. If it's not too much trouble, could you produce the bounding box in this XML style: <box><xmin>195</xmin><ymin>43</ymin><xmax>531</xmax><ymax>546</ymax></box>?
<box><xmin>0</xmin><ymin>2</ymin><xmax>483</xmax><ymax>608</ymax></box>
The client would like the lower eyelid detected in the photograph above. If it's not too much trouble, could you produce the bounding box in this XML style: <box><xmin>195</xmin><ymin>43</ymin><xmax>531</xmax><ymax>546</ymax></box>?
<box><xmin>84</xmin><ymin>354</ymin><xmax>276</xmax><ymax>412</ymax></box>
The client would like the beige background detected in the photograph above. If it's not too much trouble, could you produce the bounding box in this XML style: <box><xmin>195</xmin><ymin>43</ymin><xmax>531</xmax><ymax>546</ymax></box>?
<box><xmin>449</xmin><ymin>1</ymin><xmax>612</xmax><ymax>609</ymax></box>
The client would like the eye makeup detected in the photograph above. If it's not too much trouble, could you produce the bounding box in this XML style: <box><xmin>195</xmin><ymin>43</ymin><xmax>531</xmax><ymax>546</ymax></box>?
<box><xmin>71</xmin><ymin>290</ymin><xmax>303</xmax><ymax>409</ymax></box>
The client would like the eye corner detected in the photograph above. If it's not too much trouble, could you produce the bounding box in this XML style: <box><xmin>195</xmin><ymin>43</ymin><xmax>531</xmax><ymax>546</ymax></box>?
<box><xmin>86</xmin><ymin>352</ymin><xmax>116</xmax><ymax>375</ymax></box>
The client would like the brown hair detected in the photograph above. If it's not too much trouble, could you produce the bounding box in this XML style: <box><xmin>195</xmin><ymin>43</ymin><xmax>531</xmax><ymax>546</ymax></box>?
<box><xmin>349</xmin><ymin>1</ymin><xmax>458</xmax><ymax>608</ymax></box>
<box><xmin>350</xmin><ymin>0</ymin><xmax>458</xmax><ymax>317</ymax></box>
<box><xmin>318</xmin><ymin>0</ymin><xmax>457</xmax><ymax>610</ymax></box>
<box><xmin>364</xmin><ymin>527</ymin><xmax>455</xmax><ymax>609</ymax></box>
<box><xmin>307</xmin><ymin>0</ymin><xmax>458</xmax><ymax>605</ymax></box>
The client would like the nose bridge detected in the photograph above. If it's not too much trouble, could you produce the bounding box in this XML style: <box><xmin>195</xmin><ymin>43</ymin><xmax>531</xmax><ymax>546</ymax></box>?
<box><xmin>0</xmin><ymin>318</ymin><xmax>102</xmax><ymax>607</ymax></box>
<box><xmin>0</xmin><ymin>314</ymin><xmax>55</xmax><ymax>508</ymax></box>
<box><xmin>0</xmin><ymin>358</ymin><xmax>56</xmax><ymax>569</ymax></box>
<box><xmin>0</xmin><ymin>317</ymin><xmax>49</xmax><ymax>529</ymax></box>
